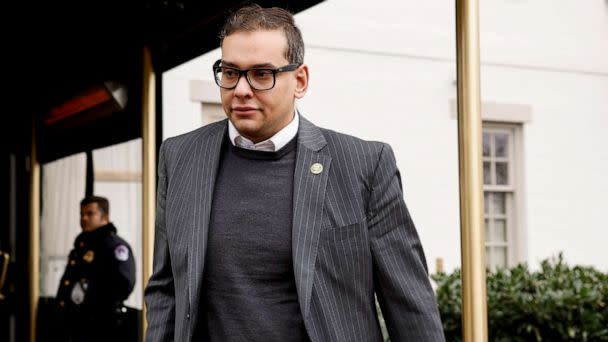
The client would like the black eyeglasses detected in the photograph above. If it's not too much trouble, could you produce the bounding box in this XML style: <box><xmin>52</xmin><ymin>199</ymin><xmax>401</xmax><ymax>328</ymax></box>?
<box><xmin>213</xmin><ymin>60</ymin><xmax>300</xmax><ymax>91</ymax></box>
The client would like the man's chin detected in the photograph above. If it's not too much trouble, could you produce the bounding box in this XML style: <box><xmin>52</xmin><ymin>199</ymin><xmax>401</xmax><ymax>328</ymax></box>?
<box><xmin>233</xmin><ymin>122</ymin><xmax>262</xmax><ymax>137</ymax></box>
<box><xmin>231</xmin><ymin>115</ymin><xmax>257</xmax><ymax>124</ymax></box>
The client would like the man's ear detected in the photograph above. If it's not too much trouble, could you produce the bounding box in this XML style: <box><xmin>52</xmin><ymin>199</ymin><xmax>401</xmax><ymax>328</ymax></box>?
<box><xmin>294</xmin><ymin>64</ymin><xmax>309</xmax><ymax>99</ymax></box>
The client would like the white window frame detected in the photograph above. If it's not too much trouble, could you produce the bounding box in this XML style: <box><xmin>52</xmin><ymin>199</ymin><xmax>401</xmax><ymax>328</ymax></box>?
<box><xmin>190</xmin><ymin>79</ymin><xmax>226</xmax><ymax>126</ymax></box>
<box><xmin>450</xmin><ymin>99</ymin><xmax>530</xmax><ymax>268</ymax></box>
<box><xmin>483</xmin><ymin>122</ymin><xmax>527</xmax><ymax>269</ymax></box>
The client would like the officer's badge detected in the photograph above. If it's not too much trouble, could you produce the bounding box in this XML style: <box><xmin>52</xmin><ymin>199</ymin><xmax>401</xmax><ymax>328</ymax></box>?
<box><xmin>114</xmin><ymin>245</ymin><xmax>129</xmax><ymax>261</ymax></box>
<box><xmin>70</xmin><ymin>282</ymin><xmax>85</xmax><ymax>305</ymax></box>
<box><xmin>83</xmin><ymin>250</ymin><xmax>94</xmax><ymax>263</ymax></box>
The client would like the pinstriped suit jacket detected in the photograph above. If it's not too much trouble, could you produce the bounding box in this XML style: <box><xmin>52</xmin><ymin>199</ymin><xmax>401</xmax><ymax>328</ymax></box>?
<box><xmin>144</xmin><ymin>116</ymin><xmax>445</xmax><ymax>341</ymax></box>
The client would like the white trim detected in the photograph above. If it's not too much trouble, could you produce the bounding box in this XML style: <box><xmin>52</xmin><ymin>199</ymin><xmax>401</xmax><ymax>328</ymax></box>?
<box><xmin>512</xmin><ymin>125</ymin><xmax>528</xmax><ymax>264</ymax></box>
<box><xmin>190</xmin><ymin>79</ymin><xmax>221</xmax><ymax>104</ymax></box>
<box><xmin>94</xmin><ymin>170</ymin><xmax>142</xmax><ymax>182</ymax></box>
<box><xmin>200</xmin><ymin>103</ymin><xmax>226</xmax><ymax>126</ymax></box>
<box><xmin>482</xmin><ymin>122</ymin><xmax>527</xmax><ymax>267</ymax></box>
<box><xmin>189</xmin><ymin>80</ymin><xmax>227</xmax><ymax>126</ymax></box>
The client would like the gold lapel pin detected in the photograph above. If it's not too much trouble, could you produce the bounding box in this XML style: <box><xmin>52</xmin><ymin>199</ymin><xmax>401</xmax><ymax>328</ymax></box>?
<box><xmin>310</xmin><ymin>163</ymin><xmax>323</xmax><ymax>175</ymax></box>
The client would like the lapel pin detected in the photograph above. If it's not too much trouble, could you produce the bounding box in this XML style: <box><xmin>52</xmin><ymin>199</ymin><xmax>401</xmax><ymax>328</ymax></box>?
<box><xmin>310</xmin><ymin>163</ymin><xmax>323</xmax><ymax>175</ymax></box>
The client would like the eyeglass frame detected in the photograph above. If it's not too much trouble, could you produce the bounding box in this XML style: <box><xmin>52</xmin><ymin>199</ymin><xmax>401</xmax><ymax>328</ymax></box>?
<box><xmin>212</xmin><ymin>59</ymin><xmax>301</xmax><ymax>91</ymax></box>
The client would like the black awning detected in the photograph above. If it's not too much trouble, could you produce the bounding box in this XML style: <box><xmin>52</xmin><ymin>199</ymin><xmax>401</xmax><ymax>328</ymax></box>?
<box><xmin>5</xmin><ymin>0</ymin><xmax>323</xmax><ymax>162</ymax></box>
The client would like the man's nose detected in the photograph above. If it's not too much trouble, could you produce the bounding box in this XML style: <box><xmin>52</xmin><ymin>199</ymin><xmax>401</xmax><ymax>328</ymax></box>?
<box><xmin>234</xmin><ymin>73</ymin><xmax>253</xmax><ymax>97</ymax></box>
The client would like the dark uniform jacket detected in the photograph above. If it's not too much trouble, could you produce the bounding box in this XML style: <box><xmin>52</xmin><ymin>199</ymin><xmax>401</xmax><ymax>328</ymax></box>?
<box><xmin>57</xmin><ymin>222</ymin><xmax>135</xmax><ymax>315</ymax></box>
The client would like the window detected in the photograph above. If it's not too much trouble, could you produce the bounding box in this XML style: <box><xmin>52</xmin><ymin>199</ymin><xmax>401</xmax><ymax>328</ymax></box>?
<box><xmin>483</xmin><ymin>124</ymin><xmax>521</xmax><ymax>269</ymax></box>
<box><xmin>40</xmin><ymin>153</ymin><xmax>86</xmax><ymax>297</ymax></box>
<box><xmin>201</xmin><ymin>102</ymin><xmax>226</xmax><ymax>126</ymax></box>
<box><xmin>449</xmin><ymin>100</ymin><xmax>530</xmax><ymax>269</ymax></box>
<box><xmin>189</xmin><ymin>79</ymin><xmax>226</xmax><ymax>128</ymax></box>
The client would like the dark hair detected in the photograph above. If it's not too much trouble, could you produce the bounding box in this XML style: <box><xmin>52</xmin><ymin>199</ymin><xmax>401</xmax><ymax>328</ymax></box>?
<box><xmin>219</xmin><ymin>4</ymin><xmax>305</xmax><ymax>65</ymax></box>
<box><xmin>80</xmin><ymin>196</ymin><xmax>109</xmax><ymax>216</ymax></box>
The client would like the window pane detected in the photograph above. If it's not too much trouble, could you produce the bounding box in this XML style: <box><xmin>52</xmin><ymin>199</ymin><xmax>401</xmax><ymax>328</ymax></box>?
<box><xmin>493</xmin><ymin>247</ymin><xmax>507</xmax><ymax>268</ymax></box>
<box><xmin>493</xmin><ymin>219</ymin><xmax>506</xmax><ymax>242</ymax></box>
<box><xmin>485</xmin><ymin>247</ymin><xmax>491</xmax><ymax>267</ymax></box>
<box><xmin>484</xmin><ymin>218</ymin><xmax>490</xmax><ymax>241</ymax></box>
<box><xmin>484</xmin><ymin>192</ymin><xmax>489</xmax><ymax>214</ymax></box>
<box><xmin>492</xmin><ymin>192</ymin><xmax>505</xmax><ymax>215</ymax></box>
<box><xmin>484</xmin><ymin>162</ymin><xmax>491</xmax><ymax>185</ymax></box>
<box><xmin>496</xmin><ymin>162</ymin><xmax>509</xmax><ymax>185</ymax></box>
<box><xmin>495</xmin><ymin>133</ymin><xmax>509</xmax><ymax>158</ymax></box>
<box><xmin>483</xmin><ymin>133</ymin><xmax>491</xmax><ymax>157</ymax></box>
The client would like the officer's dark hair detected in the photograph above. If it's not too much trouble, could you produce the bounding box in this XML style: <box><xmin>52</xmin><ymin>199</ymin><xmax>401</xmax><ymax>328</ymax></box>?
<box><xmin>219</xmin><ymin>4</ymin><xmax>305</xmax><ymax>65</ymax></box>
<box><xmin>80</xmin><ymin>196</ymin><xmax>109</xmax><ymax>217</ymax></box>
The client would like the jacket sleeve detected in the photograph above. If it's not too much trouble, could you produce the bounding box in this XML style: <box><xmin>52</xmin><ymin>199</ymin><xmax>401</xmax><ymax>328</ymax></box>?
<box><xmin>367</xmin><ymin>143</ymin><xmax>445</xmax><ymax>341</ymax></box>
<box><xmin>144</xmin><ymin>142</ymin><xmax>176</xmax><ymax>341</ymax></box>
<box><xmin>110</xmin><ymin>242</ymin><xmax>136</xmax><ymax>301</ymax></box>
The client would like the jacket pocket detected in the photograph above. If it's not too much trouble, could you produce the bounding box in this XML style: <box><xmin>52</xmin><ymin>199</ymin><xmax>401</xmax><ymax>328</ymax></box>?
<box><xmin>320</xmin><ymin>221</ymin><xmax>367</xmax><ymax>243</ymax></box>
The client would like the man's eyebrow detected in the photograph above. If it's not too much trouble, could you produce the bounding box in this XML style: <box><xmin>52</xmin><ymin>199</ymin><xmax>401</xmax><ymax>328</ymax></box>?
<box><xmin>221</xmin><ymin>61</ymin><xmax>276</xmax><ymax>69</ymax></box>
<box><xmin>250</xmin><ymin>63</ymin><xmax>276</xmax><ymax>68</ymax></box>
<box><xmin>221</xmin><ymin>61</ymin><xmax>239</xmax><ymax>68</ymax></box>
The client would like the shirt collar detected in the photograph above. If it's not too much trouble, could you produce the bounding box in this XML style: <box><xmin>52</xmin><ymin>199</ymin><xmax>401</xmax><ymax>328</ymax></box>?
<box><xmin>228</xmin><ymin>110</ymin><xmax>299</xmax><ymax>152</ymax></box>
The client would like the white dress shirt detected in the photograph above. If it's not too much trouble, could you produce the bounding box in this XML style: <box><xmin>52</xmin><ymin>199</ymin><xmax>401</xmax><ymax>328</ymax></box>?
<box><xmin>228</xmin><ymin>111</ymin><xmax>299</xmax><ymax>152</ymax></box>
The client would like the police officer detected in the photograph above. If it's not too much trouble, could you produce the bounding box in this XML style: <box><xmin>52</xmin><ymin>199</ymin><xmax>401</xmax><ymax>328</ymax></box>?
<box><xmin>56</xmin><ymin>196</ymin><xmax>136</xmax><ymax>342</ymax></box>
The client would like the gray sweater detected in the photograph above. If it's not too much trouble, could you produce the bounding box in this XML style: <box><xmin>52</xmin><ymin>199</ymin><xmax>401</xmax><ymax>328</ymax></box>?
<box><xmin>199</xmin><ymin>137</ymin><xmax>308</xmax><ymax>341</ymax></box>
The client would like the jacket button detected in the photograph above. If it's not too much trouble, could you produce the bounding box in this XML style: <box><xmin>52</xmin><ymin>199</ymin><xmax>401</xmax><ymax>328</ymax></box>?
<box><xmin>187</xmin><ymin>313</ymin><xmax>190</xmax><ymax>319</ymax></box>
<box><xmin>63</xmin><ymin>280</ymin><xmax>70</xmax><ymax>286</ymax></box>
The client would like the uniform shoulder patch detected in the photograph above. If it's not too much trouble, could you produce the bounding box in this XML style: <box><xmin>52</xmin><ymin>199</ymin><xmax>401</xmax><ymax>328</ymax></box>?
<box><xmin>114</xmin><ymin>245</ymin><xmax>130</xmax><ymax>261</ymax></box>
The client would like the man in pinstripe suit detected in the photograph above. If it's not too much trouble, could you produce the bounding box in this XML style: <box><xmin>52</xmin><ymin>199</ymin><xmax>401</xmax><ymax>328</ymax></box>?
<box><xmin>145</xmin><ymin>4</ymin><xmax>444</xmax><ymax>341</ymax></box>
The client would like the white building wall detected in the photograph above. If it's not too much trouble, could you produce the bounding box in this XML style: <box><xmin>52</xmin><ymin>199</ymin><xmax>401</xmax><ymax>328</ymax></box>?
<box><xmin>476</xmin><ymin>0</ymin><xmax>608</xmax><ymax>271</ymax></box>
<box><xmin>482</xmin><ymin>66</ymin><xmax>608</xmax><ymax>270</ymax></box>
<box><xmin>162</xmin><ymin>0</ymin><xmax>608</xmax><ymax>272</ymax></box>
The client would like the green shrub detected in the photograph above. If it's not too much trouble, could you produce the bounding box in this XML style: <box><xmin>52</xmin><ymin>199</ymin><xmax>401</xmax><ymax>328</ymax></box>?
<box><xmin>432</xmin><ymin>254</ymin><xmax>608</xmax><ymax>341</ymax></box>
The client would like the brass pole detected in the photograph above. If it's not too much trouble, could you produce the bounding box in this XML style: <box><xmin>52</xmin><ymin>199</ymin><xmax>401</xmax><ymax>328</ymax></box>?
<box><xmin>456</xmin><ymin>0</ymin><xmax>488</xmax><ymax>341</ymax></box>
<box><xmin>141</xmin><ymin>46</ymin><xmax>157</xmax><ymax>341</ymax></box>
<box><xmin>29</xmin><ymin>123</ymin><xmax>41</xmax><ymax>342</ymax></box>
<box><xmin>0</xmin><ymin>251</ymin><xmax>10</xmax><ymax>300</ymax></box>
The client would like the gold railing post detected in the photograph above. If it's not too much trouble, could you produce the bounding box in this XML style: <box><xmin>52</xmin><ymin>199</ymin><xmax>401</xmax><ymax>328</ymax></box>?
<box><xmin>29</xmin><ymin>123</ymin><xmax>41</xmax><ymax>342</ymax></box>
<box><xmin>456</xmin><ymin>0</ymin><xmax>488</xmax><ymax>341</ymax></box>
<box><xmin>141</xmin><ymin>46</ymin><xmax>157</xmax><ymax>341</ymax></box>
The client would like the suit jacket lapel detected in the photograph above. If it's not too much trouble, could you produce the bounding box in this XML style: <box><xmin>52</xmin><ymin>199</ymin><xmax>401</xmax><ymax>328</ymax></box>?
<box><xmin>189</xmin><ymin>121</ymin><xmax>227</xmax><ymax>327</ymax></box>
<box><xmin>292</xmin><ymin>116</ymin><xmax>331</xmax><ymax>320</ymax></box>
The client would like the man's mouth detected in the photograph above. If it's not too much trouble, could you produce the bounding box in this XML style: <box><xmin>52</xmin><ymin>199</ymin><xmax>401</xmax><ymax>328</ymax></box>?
<box><xmin>232</xmin><ymin>106</ymin><xmax>259</xmax><ymax>116</ymax></box>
